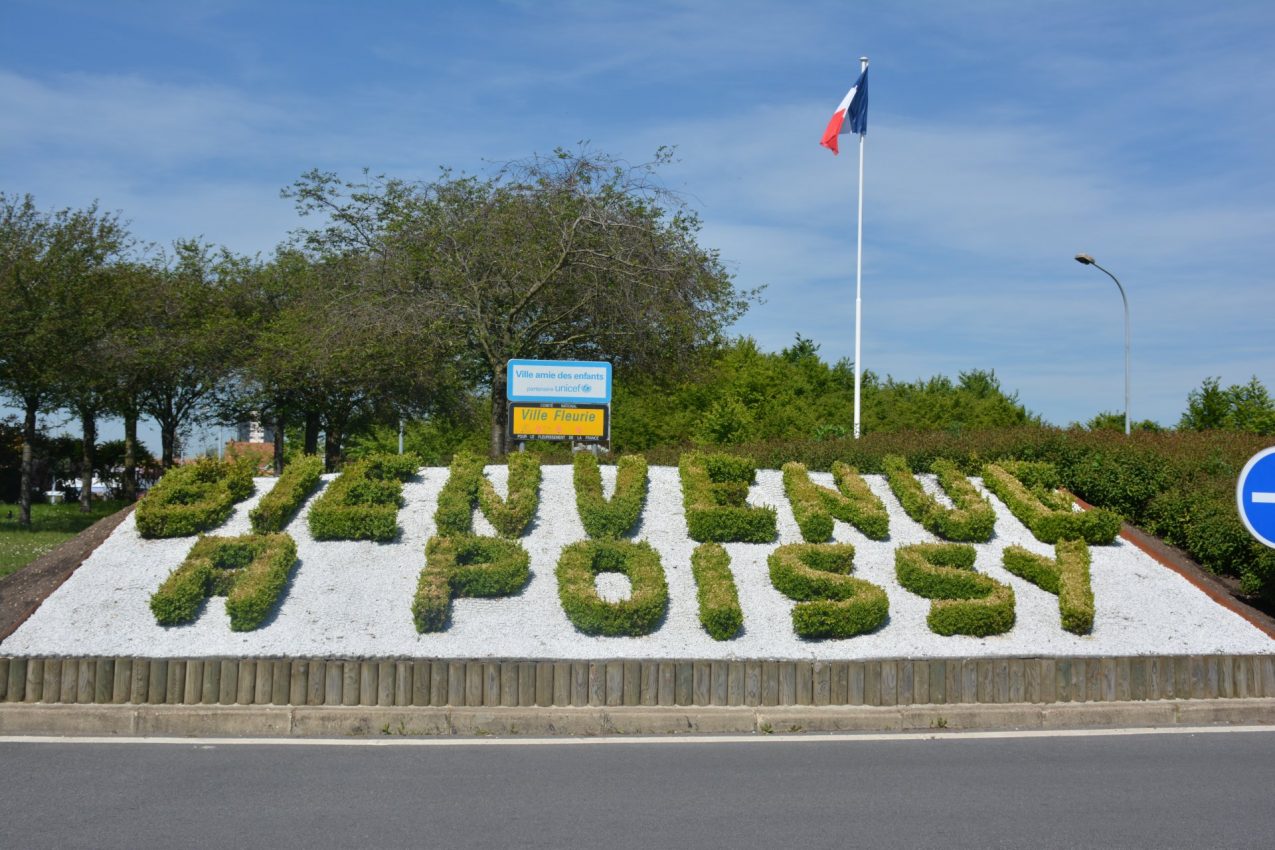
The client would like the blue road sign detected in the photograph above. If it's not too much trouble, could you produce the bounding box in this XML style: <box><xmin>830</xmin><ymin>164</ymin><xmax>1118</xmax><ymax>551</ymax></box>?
<box><xmin>1237</xmin><ymin>446</ymin><xmax>1275</xmax><ymax>549</ymax></box>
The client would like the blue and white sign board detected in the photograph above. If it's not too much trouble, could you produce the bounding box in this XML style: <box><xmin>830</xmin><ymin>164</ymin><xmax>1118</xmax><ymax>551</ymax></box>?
<box><xmin>1237</xmin><ymin>446</ymin><xmax>1275</xmax><ymax>549</ymax></box>
<box><xmin>507</xmin><ymin>359</ymin><xmax>612</xmax><ymax>404</ymax></box>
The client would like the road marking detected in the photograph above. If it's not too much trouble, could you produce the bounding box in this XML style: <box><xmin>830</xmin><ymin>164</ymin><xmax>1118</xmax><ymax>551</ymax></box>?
<box><xmin>1253</xmin><ymin>492</ymin><xmax>1275</xmax><ymax>504</ymax></box>
<box><xmin>3</xmin><ymin>726</ymin><xmax>1275</xmax><ymax>748</ymax></box>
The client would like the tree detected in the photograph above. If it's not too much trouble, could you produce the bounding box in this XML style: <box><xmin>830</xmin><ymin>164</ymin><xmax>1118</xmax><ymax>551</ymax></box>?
<box><xmin>1179</xmin><ymin>376</ymin><xmax>1275</xmax><ymax>435</ymax></box>
<box><xmin>1083</xmin><ymin>411</ymin><xmax>1162</xmax><ymax>432</ymax></box>
<box><xmin>0</xmin><ymin>193</ymin><xmax>127</xmax><ymax>524</ymax></box>
<box><xmin>287</xmin><ymin>148</ymin><xmax>751</xmax><ymax>456</ymax></box>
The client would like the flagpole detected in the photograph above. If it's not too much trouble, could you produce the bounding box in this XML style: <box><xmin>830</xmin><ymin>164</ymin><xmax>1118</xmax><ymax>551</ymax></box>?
<box><xmin>853</xmin><ymin>55</ymin><xmax>868</xmax><ymax>439</ymax></box>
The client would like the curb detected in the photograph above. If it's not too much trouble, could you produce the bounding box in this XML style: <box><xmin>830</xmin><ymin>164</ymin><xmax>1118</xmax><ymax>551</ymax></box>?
<box><xmin>3</xmin><ymin>698</ymin><xmax>1273</xmax><ymax>739</ymax></box>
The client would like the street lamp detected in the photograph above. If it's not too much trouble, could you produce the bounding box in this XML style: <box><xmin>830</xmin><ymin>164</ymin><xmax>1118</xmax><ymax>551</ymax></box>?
<box><xmin>1074</xmin><ymin>253</ymin><xmax>1130</xmax><ymax>435</ymax></box>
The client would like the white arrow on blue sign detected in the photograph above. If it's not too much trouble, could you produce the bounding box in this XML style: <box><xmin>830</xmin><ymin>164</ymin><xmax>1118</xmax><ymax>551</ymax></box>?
<box><xmin>1237</xmin><ymin>446</ymin><xmax>1275</xmax><ymax>549</ymax></box>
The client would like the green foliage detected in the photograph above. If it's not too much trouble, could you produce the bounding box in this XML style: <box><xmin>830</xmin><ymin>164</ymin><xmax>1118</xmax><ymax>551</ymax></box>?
<box><xmin>307</xmin><ymin>452</ymin><xmax>418</xmax><ymax>542</ymax></box>
<box><xmin>679</xmin><ymin>452</ymin><xmax>777</xmax><ymax>543</ymax></box>
<box><xmin>894</xmin><ymin>543</ymin><xmax>1015</xmax><ymax>637</ymax></box>
<box><xmin>1002</xmin><ymin>540</ymin><xmax>1094</xmax><ymax>634</ymax></box>
<box><xmin>413</xmin><ymin>534</ymin><xmax>531</xmax><ymax>632</ymax></box>
<box><xmin>573</xmin><ymin>453</ymin><xmax>648</xmax><ymax>538</ymax></box>
<box><xmin>1179</xmin><ymin>376</ymin><xmax>1275</xmax><ymax>435</ymax></box>
<box><xmin>477</xmin><ymin>451</ymin><xmax>541</xmax><ymax>538</ymax></box>
<box><xmin>135</xmin><ymin>456</ymin><xmax>256</xmax><ymax>539</ymax></box>
<box><xmin>149</xmin><ymin>533</ymin><xmax>298</xmax><ymax>631</ymax></box>
<box><xmin>1083</xmin><ymin>411</ymin><xmax>1162</xmax><ymax>432</ymax></box>
<box><xmin>982</xmin><ymin>462</ymin><xmax>1121</xmax><ymax>545</ymax></box>
<box><xmin>434</xmin><ymin>451</ymin><xmax>486</xmax><ymax>535</ymax></box>
<box><xmin>882</xmin><ymin>455</ymin><xmax>995</xmax><ymax>542</ymax></box>
<box><xmin>249</xmin><ymin>455</ymin><xmax>324</xmax><ymax>533</ymax></box>
<box><xmin>768</xmin><ymin>543</ymin><xmax>889</xmax><ymax>639</ymax></box>
<box><xmin>555</xmin><ymin>539</ymin><xmax>669</xmax><ymax>636</ymax></box>
<box><xmin>782</xmin><ymin>462</ymin><xmax>834</xmax><ymax>542</ymax></box>
<box><xmin>690</xmin><ymin>542</ymin><xmax>743</xmax><ymax>640</ymax></box>
<box><xmin>829</xmin><ymin>462</ymin><xmax>890</xmax><ymax>540</ymax></box>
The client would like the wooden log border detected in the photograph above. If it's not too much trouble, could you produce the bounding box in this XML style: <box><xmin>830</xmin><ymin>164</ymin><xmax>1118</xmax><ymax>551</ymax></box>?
<box><xmin>1</xmin><ymin>655</ymin><xmax>1272</xmax><ymax>708</ymax></box>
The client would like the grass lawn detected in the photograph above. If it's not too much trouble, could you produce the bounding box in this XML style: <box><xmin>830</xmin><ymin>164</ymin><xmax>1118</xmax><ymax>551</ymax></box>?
<box><xmin>0</xmin><ymin>500</ymin><xmax>127</xmax><ymax>579</ymax></box>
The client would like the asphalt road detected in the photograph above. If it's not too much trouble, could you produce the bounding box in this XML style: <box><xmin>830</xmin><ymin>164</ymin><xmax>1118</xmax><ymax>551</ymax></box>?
<box><xmin>3</xmin><ymin>729</ymin><xmax>1274</xmax><ymax>849</ymax></box>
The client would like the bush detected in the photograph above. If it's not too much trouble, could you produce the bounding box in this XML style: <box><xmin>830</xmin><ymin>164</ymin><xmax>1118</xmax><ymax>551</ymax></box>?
<box><xmin>412</xmin><ymin>534</ymin><xmax>531</xmax><ymax>632</ymax></box>
<box><xmin>573</xmin><ymin>452</ymin><xmax>648</xmax><ymax>538</ymax></box>
<box><xmin>894</xmin><ymin>542</ymin><xmax>1015</xmax><ymax>636</ymax></box>
<box><xmin>782</xmin><ymin>462</ymin><xmax>834</xmax><ymax>542</ymax></box>
<box><xmin>478</xmin><ymin>451</ymin><xmax>541</xmax><ymax>538</ymax></box>
<box><xmin>1002</xmin><ymin>539</ymin><xmax>1094</xmax><ymax>634</ymax></box>
<box><xmin>690</xmin><ymin>542</ymin><xmax>743</xmax><ymax>640</ymax></box>
<box><xmin>555</xmin><ymin>539</ymin><xmax>668</xmax><ymax>636</ymax></box>
<box><xmin>828</xmin><ymin>462</ymin><xmax>890</xmax><ymax>540</ymax></box>
<box><xmin>982</xmin><ymin>462</ymin><xmax>1121</xmax><ymax>545</ymax></box>
<box><xmin>307</xmin><ymin>453</ymin><xmax>419</xmax><ymax>542</ymax></box>
<box><xmin>434</xmin><ymin>451</ymin><xmax>486</xmax><ymax>535</ymax></box>
<box><xmin>249</xmin><ymin>455</ymin><xmax>324</xmax><ymax>533</ymax></box>
<box><xmin>768</xmin><ymin>543</ymin><xmax>889</xmax><ymax>639</ymax></box>
<box><xmin>135</xmin><ymin>456</ymin><xmax>257</xmax><ymax>539</ymax></box>
<box><xmin>679</xmin><ymin>452</ymin><xmax>777</xmax><ymax>543</ymax></box>
<box><xmin>149</xmin><ymin>533</ymin><xmax>297</xmax><ymax>631</ymax></box>
<box><xmin>882</xmin><ymin>455</ymin><xmax>995</xmax><ymax>542</ymax></box>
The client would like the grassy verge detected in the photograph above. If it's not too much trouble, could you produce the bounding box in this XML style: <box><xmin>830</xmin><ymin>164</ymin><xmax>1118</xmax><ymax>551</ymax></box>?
<box><xmin>0</xmin><ymin>500</ymin><xmax>127</xmax><ymax>579</ymax></box>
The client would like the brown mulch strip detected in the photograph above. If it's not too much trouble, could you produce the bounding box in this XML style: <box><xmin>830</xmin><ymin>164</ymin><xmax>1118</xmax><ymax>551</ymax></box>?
<box><xmin>0</xmin><ymin>504</ymin><xmax>136</xmax><ymax>642</ymax></box>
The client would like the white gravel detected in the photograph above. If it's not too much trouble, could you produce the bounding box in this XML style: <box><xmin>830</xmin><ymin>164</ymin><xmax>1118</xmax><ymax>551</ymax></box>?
<box><xmin>3</xmin><ymin>465</ymin><xmax>1271</xmax><ymax>660</ymax></box>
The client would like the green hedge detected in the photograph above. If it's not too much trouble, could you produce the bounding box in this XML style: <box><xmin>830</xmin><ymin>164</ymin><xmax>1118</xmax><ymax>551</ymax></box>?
<box><xmin>573</xmin><ymin>452</ymin><xmax>648</xmax><ymax>538</ymax></box>
<box><xmin>894</xmin><ymin>542</ymin><xmax>1015</xmax><ymax>636</ymax></box>
<box><xmin>433</xmin><ymin>451</ymin><xmax>540</xmax><ymax>538</ymax></box>
<box><xmin>307</xmin><ymin>453</ymin><xmax>419</xmax><ymax>542</ymax></box>
<box><xmin>412</xmin><ymin>534</ymin><xmax>531</xmax><ymax>632</ymax></box>
<box><xmin>149</xmin><ymin>533</ymin><xmax>297</xmax><ymax>631</ymax></box>
<box><xmin>135</xmin><ymin>456</ymin><xmax>256</xmax><ymax>539</ymax></box>
<box><xmin>690</xmin><ymin>542</ymin><xmax>743</xmax><ymax>640</ymax></box>
<box><xmin>768</xmin><ymin>543</ymin><xmax>889</xmax><ymax>639</ymax></box>
<box><xmin>679</xmin><ymin>452</ymin><xmax>777</xmax><ymax>543</ymax></box>
<box><xmin>1002</xmin><ymin>539</ymin><xmax>1094</xmax><ymax>634</ymax></box>
<box><xmin>982</xmin><ymin>462</ymin><xmax>1121</xmax><ymax>545</ymax></box>
<box><xmin>828</xmin><ymin>462</ymin><xmax>891</xmax><ymax>540</ymax></box>
<box><xmin>555</xmin><ymin>539</ymin><xmax>669</xmax><ymax>636</ymax></box>
<box><xmin>883</xmin><ymin>455</ymin><xmax>995</xmax><ymax>542</ymax></box>
<box><xmin>249</xmin><ymin>455</ymin><xmax>324</xmax><ymax>534</ymax></box>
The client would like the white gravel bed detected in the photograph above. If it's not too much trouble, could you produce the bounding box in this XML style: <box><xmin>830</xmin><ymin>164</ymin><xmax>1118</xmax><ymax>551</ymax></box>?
<box><xmin>3</xmin><ymin>465</ymin><xmax>1272</xmax><ymax>660</ymax></box>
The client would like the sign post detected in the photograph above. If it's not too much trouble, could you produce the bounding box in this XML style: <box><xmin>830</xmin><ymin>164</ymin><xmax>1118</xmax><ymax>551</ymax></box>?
<box><xmin>1237</xmin><ymin>446</ymin><xmax>1275</xmax><ymax>549</ymax></box>
<box><xmin>506</xmin><ymin>359</ymin><xmax>612</xmax><ymax>448</ymax></box>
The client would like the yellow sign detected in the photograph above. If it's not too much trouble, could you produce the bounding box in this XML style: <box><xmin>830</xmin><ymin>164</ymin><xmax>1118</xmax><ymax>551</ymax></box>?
<box><xmin>509</xmin><ymin>403</ymin><xmax>608</xmax><ymax>440</ymax></box>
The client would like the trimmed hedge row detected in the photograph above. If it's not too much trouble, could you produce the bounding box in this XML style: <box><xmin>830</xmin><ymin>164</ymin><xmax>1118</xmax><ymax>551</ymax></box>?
<box><xmin>679</xmin><ymin>452</ymin><xmax>777</xmax><ymax>543</ymax></box>
<box><xmin>307</xmin><ymin>453</ymin><xmax>419</xmax><ymax>542</ymax></box>
<box><xmin>135</xmin><ymin>456</ymin><xmax>256</xmax><ymax>539</ymax></box>
<box><xmin>149</xmin><ymin>533</ymin><xmax>298</xmax><ymax>631</ymax></box>
<box><xmin>690</xmin><ymin>542</ymin><xmax>743</xmax><ymax>640</ymax></box>
<box><xmin>882</xmin><ymin>455</ymin><xmax>995</xmax><ymax>542</ymax></box>
<box><xmin>573</xmin><ymin>452</ymin><xmax>648</xmax><ymax>538</ymax></box>
<box><xmin>894</xmin><ymin>542</ymin><xmax>1016</xmax><ymax>636</ymax></box>
<box><xmin>434</xmin><ymin>451</ymin><xmax>541</xmax><ymax>538</ymax></box>
<box><xmin>1002</xmin><ymin>539</ymin><xmax>1094</xmax><ymax>634</ymax></box>
<box><xmin>555</xmin><ymin>539</ymin><xmax>669</xmax><ymax>636</ymax></box>
<box><xmin>412</xmin><ymin>534</ymin><xmax>531</xmax><ymax>632</ymax></box>
<box><xmin>768</xmin><ymin>543</ymin><xmax>890</xmax><ymax>639</ymax></box>
<box><xmin>982</xmin><ymin>462</ymin><xmax>1121</xmax><ymax>545</ymax></box>
<box><xmin>829</xmin><ymin>462</ymin><xmax>891</xmax><ymax>540</ymax></box>
<box><xmin>249</xmin><ymin>455</ymin><xmax>324</xmax><ymax>533</ymax></box>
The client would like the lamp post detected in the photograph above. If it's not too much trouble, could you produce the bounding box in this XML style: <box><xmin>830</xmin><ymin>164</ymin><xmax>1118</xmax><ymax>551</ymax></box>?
<box><xmin>1074</xmin><ymin>253</ymin><xmax>1130</xmax><ymax>435</ymax></box>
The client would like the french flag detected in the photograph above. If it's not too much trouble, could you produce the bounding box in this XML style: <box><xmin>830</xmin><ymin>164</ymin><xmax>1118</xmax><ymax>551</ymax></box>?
<box><xmin>820</xmin><ymin>67</ymin><xmax>869</xmax><ymax>155</ymax></box>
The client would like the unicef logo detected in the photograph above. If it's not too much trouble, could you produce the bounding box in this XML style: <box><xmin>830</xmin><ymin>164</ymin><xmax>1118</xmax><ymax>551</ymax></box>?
<box><xmin>581</xmin><ymin>383</ymin><xmax>592</xmax><ymax>393</ymax></box>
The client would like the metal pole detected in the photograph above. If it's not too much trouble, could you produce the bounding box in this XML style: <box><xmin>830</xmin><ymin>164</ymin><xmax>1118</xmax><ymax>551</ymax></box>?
<box><xmin>398</xmin><ymin>419</ymin><xmax>404</xmax><ymax>454</ymax></box>
<box><xmin>853</xmin><ymin>55</ymin><xmax>868</xmax><ymax>439</ymax></box>
<box><xmin>1089</xmin><ymin>261</ymin><xmax>1131</xmax><ymax>435</ymax></box>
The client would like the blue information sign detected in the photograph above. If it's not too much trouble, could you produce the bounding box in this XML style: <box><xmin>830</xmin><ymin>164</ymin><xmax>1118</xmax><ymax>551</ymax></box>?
<box><xmin>1237</xmin><ymin>446</ymin><xmax>1275</xmax><ymax>549</ymax></box>
<box><xmin>506</xmin><ymin>359</ymin><xmax>612</xmax><ymax>404</ymax></box>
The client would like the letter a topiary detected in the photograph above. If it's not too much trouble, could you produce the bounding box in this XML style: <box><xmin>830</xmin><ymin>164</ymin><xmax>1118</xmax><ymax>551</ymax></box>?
<box><xmin>895</xmin><ymin>543</ymin><xmax>1015</xmax><ymax>637</ymax></box>
<box><xmin>149</xmin><ymin>533</ymin><xmax>298</xmax><ymax>631</ymax></box>
<box><xmin>769</xmin><ymin>543</ymin><xmax>889</xmax><ymax>639</ymax></box>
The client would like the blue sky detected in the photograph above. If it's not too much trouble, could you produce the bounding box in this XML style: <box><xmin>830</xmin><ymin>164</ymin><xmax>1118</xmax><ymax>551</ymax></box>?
<box><xmin>3</xmin><ymin>0</ymin><xmax>1273</xmax><ymax>451</ymax></box>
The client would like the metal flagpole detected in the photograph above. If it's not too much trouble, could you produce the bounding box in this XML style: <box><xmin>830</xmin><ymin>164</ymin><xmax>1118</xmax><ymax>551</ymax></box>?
<box><xmin>853</xmin><ymin>56</ymin><xmax>868</xmax><ymax>439</ymax></box>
